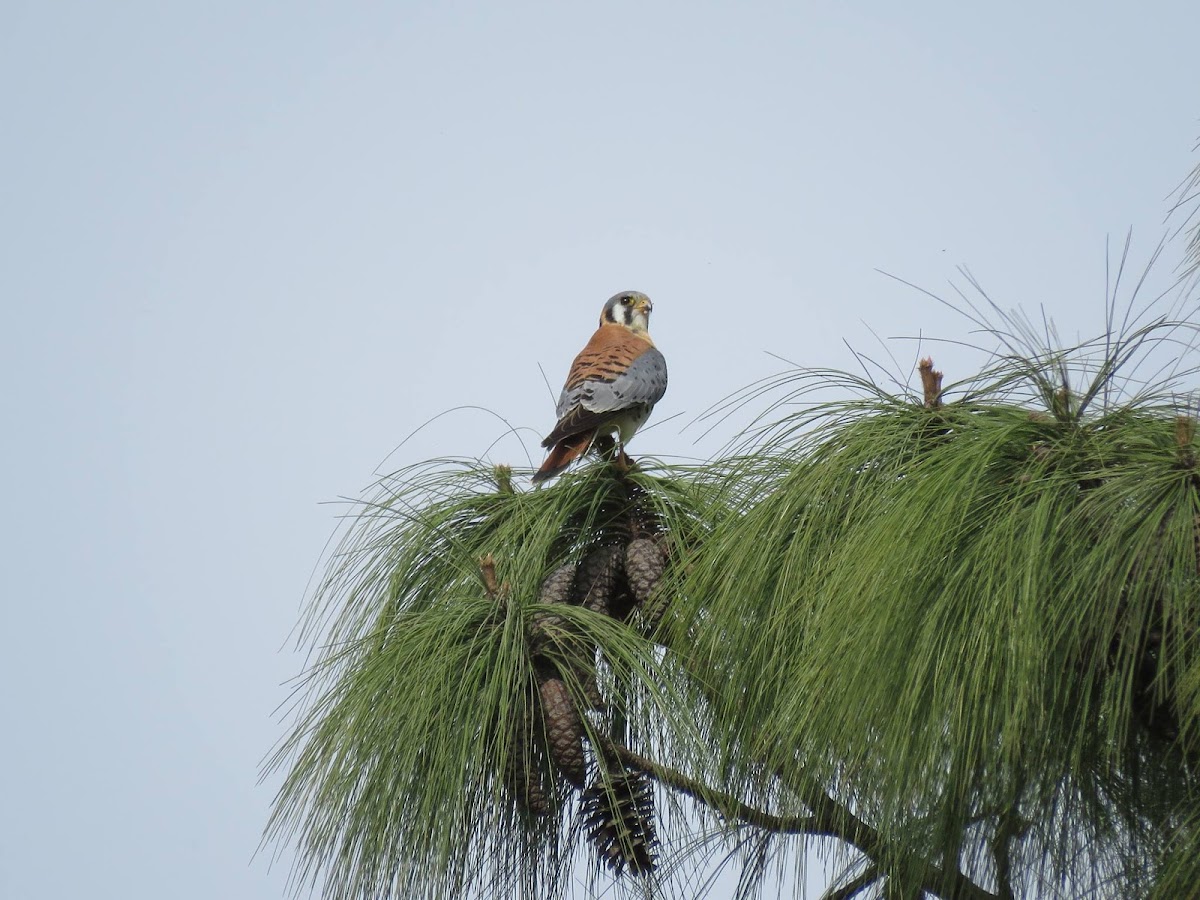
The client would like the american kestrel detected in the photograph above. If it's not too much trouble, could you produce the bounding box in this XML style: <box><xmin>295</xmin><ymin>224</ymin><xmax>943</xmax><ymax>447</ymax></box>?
<box><xmin>532</xmin><ymin>291</ymin><xmax>668</xmax><ymax>484</ymax></box>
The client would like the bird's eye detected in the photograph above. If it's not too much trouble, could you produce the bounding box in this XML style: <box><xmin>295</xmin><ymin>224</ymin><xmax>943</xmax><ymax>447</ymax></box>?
<box><xmin>620</xmin><ymin>296</ymin><xmax>631</xmax><ymax>305</ymax></box>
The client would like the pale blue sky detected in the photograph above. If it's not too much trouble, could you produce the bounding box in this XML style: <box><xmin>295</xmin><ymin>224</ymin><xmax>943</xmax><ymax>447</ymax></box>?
<box><xmin>2</xmin><ymin>2</ymin><xmax>1197</xmax><ymax>898</ymax></box>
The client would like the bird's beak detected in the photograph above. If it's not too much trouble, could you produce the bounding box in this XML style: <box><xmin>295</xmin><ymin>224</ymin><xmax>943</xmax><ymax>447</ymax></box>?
<box><xmin>634</xmin><ymin>297</ymin><xmax>653</xmax><ymax>314</ymax></box>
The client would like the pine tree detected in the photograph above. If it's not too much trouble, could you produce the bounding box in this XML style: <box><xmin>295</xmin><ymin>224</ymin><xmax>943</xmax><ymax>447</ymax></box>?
<box><xmin>264</xmin><ymin>295</ymin><xmax>1200</xmax><ymax>899</ymax></box>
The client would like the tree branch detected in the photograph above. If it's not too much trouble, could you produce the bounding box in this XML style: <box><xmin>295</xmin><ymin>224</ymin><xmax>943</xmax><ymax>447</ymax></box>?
<box><xmin>596</xmin><ymin>736</ymin><xmax>814</xmax><ymax>834</ymax></box>
<box><xmin>783</xmin><ymin>773</ymin><xmax>995</xmax><ymax>900</ymax></box>
<box><xmin>601</xmin><ymin>736</ymin><xmax>998</xmax><ymax>900</ymax></box>
<box><xmin>821</xmin><ymin>864</ymin><xmax>881</xmax><ymax>900</ymax></box>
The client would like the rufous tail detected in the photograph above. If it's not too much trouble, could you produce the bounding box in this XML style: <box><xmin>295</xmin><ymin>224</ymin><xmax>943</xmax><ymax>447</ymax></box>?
<box><xmin>532</xmin><ymin>431</ymin><xmax>594</xmax><ymax>484</ymax></box>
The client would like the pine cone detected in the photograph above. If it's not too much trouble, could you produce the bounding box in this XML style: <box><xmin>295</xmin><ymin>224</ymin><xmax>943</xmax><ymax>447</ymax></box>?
<box><xmin>574</xmin><ymin>544</ymin><xmax>624</xmax><ymax>617</ymax></box>
<box><xmin>538</xmin><ymin>675</ymin><xmax>587</xmax><ymax>788</ymax></box>
<box><xmin>625</xmin><ymin>538</ymin><xmax>666</xmax><ymax>603</ymax></box>
<box><xmin>534</xmin><ymin>561</ymin><xmax>606</xmax><ymax>709</ymax></box>
<box><xmin>582</xmin><ymin>768</ymin><xmax>657</xmax><ymax>875</ymax></box>
<box><xmin>531</xmin><ymin>562</ymin><xmax>578</xmax><ymax>655</ymax></box>
<box><xmin>539</xmin><ymin>561</ymin><xmax>577</xmax><ymax>605</ymax></box>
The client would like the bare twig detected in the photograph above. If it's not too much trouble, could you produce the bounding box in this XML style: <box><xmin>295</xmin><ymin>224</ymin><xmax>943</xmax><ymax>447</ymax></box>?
<box><xmin>919</xmin><ymin>357</ymin><xmax>944</xmax><ymax>408</ymax></box>
<box><xmin>1177</xmin><ymin>416</ymin><xmax>1197</xmax><ymax>473</ymax></box>
<box><xmin>479</xmin><ymin>555</ymin><xmax>500</xmax><ymax>599</ymax></box>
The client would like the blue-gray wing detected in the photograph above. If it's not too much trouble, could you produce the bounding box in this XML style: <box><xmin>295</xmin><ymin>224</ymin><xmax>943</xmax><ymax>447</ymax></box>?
<box><xmin>555</xmin><ymin>346</ymin><xmax>668</xmax><ymax>418</ymax></box>
<box><xmin>542</xmin><ymin>346</ymin><xmax>668</xmax><ymax>448</ymax></box>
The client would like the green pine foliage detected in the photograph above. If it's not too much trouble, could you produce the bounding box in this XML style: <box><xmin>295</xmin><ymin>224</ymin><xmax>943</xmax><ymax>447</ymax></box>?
<box><xmin>678</xmin><ymin>321</ymin><xmax>1200</xmax><ymax>896</ymax></box>
<box><xmin>264</xmin><ymin>459</ymin><xmax>727</xmax><ymax>900</ymax></box>
<box><xmin>266</xmin><ymin>306</ymin><xmax>1200</xmax><ymax>899</ymax></box>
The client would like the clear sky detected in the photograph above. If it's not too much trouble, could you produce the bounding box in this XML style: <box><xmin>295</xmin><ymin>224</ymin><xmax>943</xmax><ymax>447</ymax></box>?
<box><xmin>2</xmin><ymin>2</ymin><xmax>1197</xmax><ymax>898</ymax></box>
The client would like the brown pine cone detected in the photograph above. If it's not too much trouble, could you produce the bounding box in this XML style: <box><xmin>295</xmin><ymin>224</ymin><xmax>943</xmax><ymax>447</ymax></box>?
<box><xmin>582</xmin><ymin>768</ymin><xmax>657</xmax><ymax>875</ymax></box>
<box><xmin>625</xmin><ymin>538</ymin><xmax>667</xmax><ymax>604</ymax></box>
<box><xmin>539</xmin><ymin>561</ymin><xmax>577</xmax><ymax>605</ymax></box>
<box><xmin>535</xmin><ymin>561</ymin><xmax>606</xmax><ymax>709</ymax></box>
<box><xmin>574</xmin><ymin>544</ymin><xmax>624</xmax><ymax>618</ymax></box>
<box><xmin>538</xmin><ymin>675</ymin><xmax>587</xmax><ymax>788</ymax></box>
<box><xmin>530</xmin><ymin>562</ymin><xmax>578</xmax><ymax>654</ymax></box>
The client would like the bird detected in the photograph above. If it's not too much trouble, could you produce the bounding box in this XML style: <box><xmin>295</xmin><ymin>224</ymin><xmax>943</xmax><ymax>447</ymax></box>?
<box><xmin>532</xmin><ymin>291</ymin><xmax>668</xmax><ymax>484</ymax></box>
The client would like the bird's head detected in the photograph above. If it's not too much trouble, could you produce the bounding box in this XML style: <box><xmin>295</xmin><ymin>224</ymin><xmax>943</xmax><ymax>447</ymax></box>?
<box><xmin>600</xmin><ymin>290</ymin><xmax>653</xmax><ymax>333</ymax></box>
